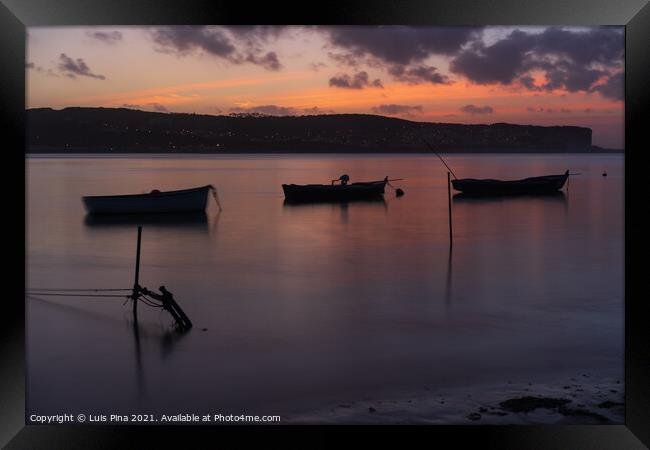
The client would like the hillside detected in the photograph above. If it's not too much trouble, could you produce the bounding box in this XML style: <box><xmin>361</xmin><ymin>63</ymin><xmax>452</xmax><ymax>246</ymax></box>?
<box><xmin>27</xmin><ymin>107</ymin><xmax>597</xmax><ymax>153</ymax></box>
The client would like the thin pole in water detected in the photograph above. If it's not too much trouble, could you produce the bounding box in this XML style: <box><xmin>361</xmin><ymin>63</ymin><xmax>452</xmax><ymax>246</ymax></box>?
<box><xmin>447</xmin><ymin>172</ymin><xmax>453</xmax><ymax>247</ymax></box>
<box><xmin>132</xmin><ymin>226</ymin><xmax>143</xmax><ymax>320</ymax></box>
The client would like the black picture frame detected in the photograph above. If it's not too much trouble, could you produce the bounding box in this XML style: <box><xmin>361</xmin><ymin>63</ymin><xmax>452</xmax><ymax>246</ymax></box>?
<box><xmin>2</xmin><ymin>0</ymin><xmax>648</xmax><ymax>448</ymax></box>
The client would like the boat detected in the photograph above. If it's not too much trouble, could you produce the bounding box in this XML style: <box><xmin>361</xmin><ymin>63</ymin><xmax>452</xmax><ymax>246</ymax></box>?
<box><xmin>282</xmin><ymin>177</ymin><xmax>388</xmax><ymax>203</ymax></box>
<box><xmin>451</xmin><ymin>170</ymin><xmax>569</xmax><ymax>196</ymax></box>
<box><xmin>83</xmin><ymin>185</ymin><xmax>218</xmax><ymax>214</ymax></box>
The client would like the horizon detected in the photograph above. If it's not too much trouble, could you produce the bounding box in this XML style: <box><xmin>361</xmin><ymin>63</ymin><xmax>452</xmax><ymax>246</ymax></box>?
<box><xmin>27</xmin><ymin>26</ymin><xmax>624</xmax><ymax>148</ymax></box>
<box><xmin>28</xmin><ymin>104</ymin><xmax>600</xmax><ymax>132</ymax></box>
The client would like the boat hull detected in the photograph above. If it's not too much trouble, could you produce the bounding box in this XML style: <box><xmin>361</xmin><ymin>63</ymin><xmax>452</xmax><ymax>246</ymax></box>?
<box><xmin>83</xmin><ymin>185</ymin><xmax>212</xmax><ymax>214</ymax></box>
<box><xmin>451</xmin><ymin>171</ymin><xmax>569</xmax><ymax>196</ymax></box>
<box><xmin>282</xmin><ymin>180</ymin><xmax>387</xmax><ymax>203</ymax></box>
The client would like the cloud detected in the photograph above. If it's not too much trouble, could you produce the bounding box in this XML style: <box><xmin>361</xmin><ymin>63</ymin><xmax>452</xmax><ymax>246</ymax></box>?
<box><xmin>228</xmin><ymin>105</ymin><xmax>335</xmax><ymax>116</ymax></box>
<box><xmin>149</xmin><ymin>26</ymin><xmax>284</xmax><ymax>71</ymax></box>
<box><xmin>309</xmin><ymin>62</ymin><xmax>327</xmax><ymax>71</ymax></box>
<box><xmin>87</xmin><ymin>31</ymin><xmax>123</xmax><ymax>45</ymax></box>
<box><xmin>329</xmin><ymin>71</ymin><xmax>383</xmax><ymax>89</ymax></box>
<box><xmin>449</xmin><ymin>27</ymin><xmax>623</xmax><ymax>98</ymax></box>
<box><xmin>302</xmin><ymin>106</ymin><xmax>335</xmax><ymax>114</ymax></box>
<box><xmin>388</xmin><ymin>65</ymin><xmax>449</xmax><ymax>85</ymax></box>
<box><xmin>57</xmin><ymin>53</ymin><xmax>106</xmax><ymax>80</ymax></box>
<box><xmin>321</xmin><ymin>26</ymin><xmax>480</xmax><ymax>86</ymax></box>
<box><xmin>592</xmin><ymin>72</ymin><xmax>623</xmax><ymax>100</ymax></box>
<box><xmin>122</xmin><ymin>103</ymin><xmax>141</xmax><ymax>109</ymax></box>
<box><xmin>371</xmin><ymin>104</ymin><xmax>423</xmax><ymax>116</ymax></box>
<box><xmin>460</xmin><ymin>104</ymin><xmax>494</xmax><ymax>114</ymax></box>
<box><xmin>27</xmin><ymin>62</ymin><xmax>59</xmax><ymax>77</ymax></box>
<box><xmin>229</xmin><ymin>104</ymin><xmax>297</xmax><ymax>116</ymax></box>
<box><xmin>323</xmin><ymin>26</ymin><xmax>480</xmax><ymax>66</ymax></box>
<box><xmin>245</xmin><ymin>51</ymin><xmax>281</xmax><ymax>71</ymax></box>
<box><xmin>148</xmin><ymin>103</ymin><xmax>168</xmax><ymax>112</ymax></box>
<box><xmin>526</xmin><ymin>106</ymin><xmax>573</xmax><ymax>114</ymax></box>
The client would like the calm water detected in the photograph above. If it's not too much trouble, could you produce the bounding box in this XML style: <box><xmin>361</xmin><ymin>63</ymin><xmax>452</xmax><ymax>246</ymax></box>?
<box><xmin>26</xmin><ymin>153</ymin><xmax>624</xmax><ymax>420</ymax></box>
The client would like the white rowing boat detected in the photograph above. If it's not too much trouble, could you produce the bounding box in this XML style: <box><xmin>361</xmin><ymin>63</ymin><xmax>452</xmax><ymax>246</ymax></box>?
<box><xmin>83</xmin><ymin>185</ymin><xmax>219</xmax><ymax>214</ymax></box>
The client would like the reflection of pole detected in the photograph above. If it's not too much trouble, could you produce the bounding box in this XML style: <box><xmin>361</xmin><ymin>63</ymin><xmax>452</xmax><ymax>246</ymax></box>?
<box><xmin>132</xmin><ymin>226</ymin><xmax>142</xmax><ymax>321</ymax></box>
<box><xmin>445</xmin><ymin>245</ymin><xmax>453</xmax><ymax>308</ymax></box>
<box><xmin>132</xmin><ymin>317</ymin><xmax>144</xmax><ymax>395</ymax></box>
<box><xmin>447</xmin><ymin>172</ymin><xmax>453</xmax><ymax>248</ymax></box>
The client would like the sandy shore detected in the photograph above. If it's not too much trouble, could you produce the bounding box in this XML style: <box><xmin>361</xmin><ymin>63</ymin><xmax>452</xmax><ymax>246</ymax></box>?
<box><xmin>285</xmin><ymin>374</ymin><xmax>624</xmax><ymax>425</ymax></box>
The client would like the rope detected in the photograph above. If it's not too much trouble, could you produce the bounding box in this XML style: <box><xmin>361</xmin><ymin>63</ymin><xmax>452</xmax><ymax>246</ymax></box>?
<box><xmin>209</xmin><ymin>185</ymin><xmax>223</xmax><ymax>211</ymax></box>
<box><xmin>25</xmin><ymin>292</ymin><xmax>129</xmax><ymax>298</ymax></box>
<box><xmin>139</xmin><ymin>294</ymin><xmax>163</xmax><ymax>308</ymax></box>
<box><xmin>419</xmin><ymin>136</ymin><xmax>458</xmax><ymax>180</ymax></box>
<box><xmin>26</xmin><ymin>288</ymin><xmax>131</xmax><ymax>292</ymax></box>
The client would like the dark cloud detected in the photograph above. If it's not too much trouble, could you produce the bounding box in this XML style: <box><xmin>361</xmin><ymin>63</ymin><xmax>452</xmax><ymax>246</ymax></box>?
<box><xmin>592</xmin><ymin>72</ymin><xmax>623</xmax><ymax>100</ymax></box>
<box><xmin>229</xmin><ymin>105</ymin><xmax>297</xmax><ymax>116</ymax></box>
<box><xmin>149</xmin><ymin>103</ymin><xmax>168</xmax><ymax>112</ymax></box>
<box><xmin>323</xmin><ymin>26</ymin><xmax>480</xmax><ymax>66</ymax></box>
<box><xmin>388</xmin><ymin>65</ymin><xmax>449</xmax><ymax>85</ymax></box>
<box><xmin>57</xmin><ymin>53</ymin><xmax>106</xmax><ymax>80</ymax></box>
<box><xmin>228</xmin><ymin>105</ymin><xmax>335</xmax><ymax>116</ymax></box>
<box><xmin>309</xmin><ymin>62</ymin><xmax>327</xmax><ymax>71</ymax></box>
<box><xmin>449</xmin><ymin>27</ymin><xmax>623</xmax><ymax>98</ymax></box>
<box><xmin>526</xmin><ymin>106</ymin><xmax>573</xmax><ymax>114</ymax></box>
<box><xmin>87</xmin><ymin>31</ymin><xmax>123</xmax><ymax>45</ymax></box>
<box><xmin>329</xmin><ymin>71</ymin><xmax>383</xmax><ymax>89</ymax></box>
<box><xmin>27</xmin><ymin>62</ymin><xmax>59</xmax><ymax>77</ymax></box>
<box><xmin>321</xmin><ymin>26</ymin><xmax>479</xmax><ymax>86</ymax></box>
<box><xmin>245</xmin><ymin>51</ymin><xmax>281</xmax><ymax>71</ymax></box>
<box><xmin>149</xmin><ymin>26</ymin><xmax>283</xmax><ymax>71</ymax></box>
<box><xmin>371</xmin><ymin>104</ymin><xmax>423</xmax><ymax>116</ymax></box>
<box><xmin>302</xmin><ymin>106</ymin><xmax>335</xmax><ymax>115</ymax></box>
<box><xmin>460</xmin><ymin>104</ymin><xmax>494</xmax><ymax>114</ymax></box>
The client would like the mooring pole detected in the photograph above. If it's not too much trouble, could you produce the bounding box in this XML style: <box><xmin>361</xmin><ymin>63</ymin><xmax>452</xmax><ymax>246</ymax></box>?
<box><xmin>447</xmin><ymin>172</ymin><xmax>453</xmax><ymax>248</ymax></box>
<box><xmin>132</xmin><ymin>226</ymin><xmax>143</xmax><ymax>320</ymax></box>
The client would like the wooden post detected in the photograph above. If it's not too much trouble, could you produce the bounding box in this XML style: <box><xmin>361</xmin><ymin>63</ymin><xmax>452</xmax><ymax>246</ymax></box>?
<box><xmin>447</xmin><ymin>172</ymin><xmax>453</xmax><ymax>247</ymax></box>
<box><xmin>132</xmin><ymin>226</ymin><xmax>143</xmax><ymax>320</ymax></box>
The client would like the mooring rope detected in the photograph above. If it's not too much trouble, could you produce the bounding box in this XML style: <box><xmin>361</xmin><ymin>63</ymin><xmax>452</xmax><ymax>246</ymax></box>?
<box><xmin>209</xmin><ymin>185</ymin><xmax>223</xmax><ymax>211</ymax></box>
<box><xmin>25</xmin><ymin>292</ymin><xmax>129</xmax><ymax>298</ymax></box>
<box><xmin>26</xmin><ymin>288</ymin><xmax>131</xmax><ymax>292</ymax></box>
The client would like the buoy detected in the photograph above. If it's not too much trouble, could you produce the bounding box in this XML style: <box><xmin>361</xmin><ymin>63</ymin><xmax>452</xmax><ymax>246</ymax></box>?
<box><xmin>150</xmin><ymin>189</ymin><xmax>161</xmax><ymax>194</ymax></box>
<box><xmin>602</xmin><ymin>172</ymin><xmax>607</xmax><ymax>177</ymax></box>
<box><xmin>395</xmin><ymin>188</ymin><xmax>405</xmax><ymax>197</ymax></box>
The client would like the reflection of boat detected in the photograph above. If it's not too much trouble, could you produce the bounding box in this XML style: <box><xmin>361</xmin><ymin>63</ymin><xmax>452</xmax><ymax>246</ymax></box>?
<box><xmin>451</xmin><ymin>171</ymin><xmax>569</xmax><ymax>196</ymax></box>
<box><xmin>282</xmin><ymin>197</ymin><xmax>387</xmax><ymax>207</ymax></box>
<box><xmin>453</xmin><ymin>191</ymin><xmax>567</xmax><ymax>203</ymax></box>
<box><xmin>83</xmin><ymin>185</ymin><xmax>216</xmax><ymax>214</ymax></box>
<box><xmin>84</xmin><ymin>211</ymin><xmax>208</xmax><ymax>228</ymax></box>
<box><xmin>282</xmin><ymin>179</ymin><xmax>387</xmax><ymax>203</ymax></box>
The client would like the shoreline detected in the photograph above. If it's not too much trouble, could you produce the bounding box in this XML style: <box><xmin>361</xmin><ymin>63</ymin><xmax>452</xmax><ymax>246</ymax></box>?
<box><xmin>25</xmin><ymin>150</ymin><xmax>625</xmax><ymax>157</ymax></box>
<box><xmin>285</xmin><ymin>374</ymin><xmax>624</xmax><ymax>425</ymax></box>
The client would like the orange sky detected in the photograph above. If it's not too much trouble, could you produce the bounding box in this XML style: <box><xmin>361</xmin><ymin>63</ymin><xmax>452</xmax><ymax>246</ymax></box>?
<box><xmin>26</xmin><ymin>26</ymin><xmax>624</xmax><ymax>148</ymax></box>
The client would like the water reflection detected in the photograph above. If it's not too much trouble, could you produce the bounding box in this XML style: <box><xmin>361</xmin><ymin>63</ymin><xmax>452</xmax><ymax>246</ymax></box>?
<box><xmin>283</xmin><ymin>197</ymin><xmax>387</xmax><ymax>224</ymax></box>
<box><xmin>445</xmin><ymin>247</ymin><xmax>453</xmax><ymax>309</ymax></box>
<box><xmin>84</xmin><ymin>211</ymin><xmax>209</xmax><ymax>229</ymax></box>
<box><xmin>282</xmin><ymin>197</ymin><xmax>387</xmax><ymax>207</ymax></box>
<box><xmin>453</xmin><ymin>191</ymin><xmax>567</xmax><ymax>203</ymax></box>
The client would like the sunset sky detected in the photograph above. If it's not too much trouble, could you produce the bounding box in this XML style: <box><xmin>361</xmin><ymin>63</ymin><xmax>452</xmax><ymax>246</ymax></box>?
<box><xmin>27</xmin><ymin>26</ymin><xmax>624</xmax><ymax>148</ymax></box>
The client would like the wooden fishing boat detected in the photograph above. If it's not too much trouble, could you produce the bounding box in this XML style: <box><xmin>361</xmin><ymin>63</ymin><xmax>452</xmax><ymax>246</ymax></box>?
<box><xmin>451</xmin><ymin>170</ymin><xmax>569</xmax><ymax>196</ymax></box>
<box><xmin>83</xmin><ymin>185</ymin><xmax>217</xmax><ymax>214</ymax></box>
<box><xmin>282</xmin><ymin>178</ymin><xmax>387</xmax><ymax>203</ymax></box>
